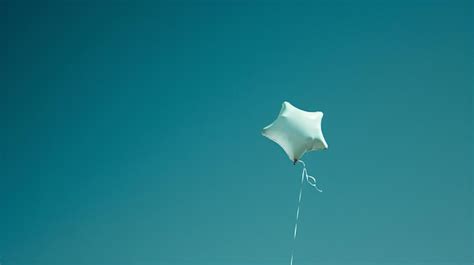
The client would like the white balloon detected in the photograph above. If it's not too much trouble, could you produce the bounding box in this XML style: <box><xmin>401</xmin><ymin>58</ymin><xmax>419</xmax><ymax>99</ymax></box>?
<box><xmin>262</xmin><ymin>101</ymin><xmax>328</xmax><ymax>163</ymax></box>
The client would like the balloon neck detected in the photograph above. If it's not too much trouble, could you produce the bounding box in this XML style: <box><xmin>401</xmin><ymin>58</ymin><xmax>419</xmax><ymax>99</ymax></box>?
<box><xmin>293</xmin><ymin>159</ymin><xmax>298</xmax><ymax>165</ymax></box>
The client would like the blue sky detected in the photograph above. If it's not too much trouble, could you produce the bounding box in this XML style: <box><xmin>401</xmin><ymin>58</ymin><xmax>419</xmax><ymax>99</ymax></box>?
<box><xmin>1</xmin><ymin>1</ymin><xmax>472</xmax><ymax>265</ymax></box>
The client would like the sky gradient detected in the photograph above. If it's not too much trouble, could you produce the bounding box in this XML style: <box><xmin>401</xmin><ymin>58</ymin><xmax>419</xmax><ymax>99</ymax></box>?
<box><xmin>1</xmin><ymin>1</ymin><xmax>473</xmax><ymax>265</ymax></box>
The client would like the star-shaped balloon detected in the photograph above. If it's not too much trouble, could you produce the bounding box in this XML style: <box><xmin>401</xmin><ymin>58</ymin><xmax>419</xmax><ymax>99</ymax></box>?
<box><xmin>262</xmin><ymin>101</ymin><xmax>328</xmax><ymax>164</ymax></box>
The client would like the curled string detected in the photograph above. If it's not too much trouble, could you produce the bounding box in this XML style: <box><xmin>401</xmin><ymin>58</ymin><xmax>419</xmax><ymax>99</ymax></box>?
<box><xmin>299</xmin><ymin>160</ymin><xmax>323</xmax><ymax>193</ymax></box>
<box><xmin>289</xmin><ymin>160</ymin><xmax>322</xmax><ymax>265</ymax></box>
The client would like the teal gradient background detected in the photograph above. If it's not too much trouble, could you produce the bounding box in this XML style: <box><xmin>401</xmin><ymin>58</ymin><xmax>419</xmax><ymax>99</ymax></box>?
<box><xmin>1</xmin><ymin>1</ymin><xmax>472</xmax><ymax>265</ymax></box>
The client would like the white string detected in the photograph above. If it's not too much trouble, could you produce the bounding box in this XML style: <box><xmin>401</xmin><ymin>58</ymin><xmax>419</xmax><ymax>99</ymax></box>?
<box><xmin>289</xmin><ymin>160</ymin><xmax>322</xmax><ymax>265</ymax></box>
<box><xmin>299</xmin><ymin>160</ymin><xmax>323</xmax><ymax>193</ymax></box>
